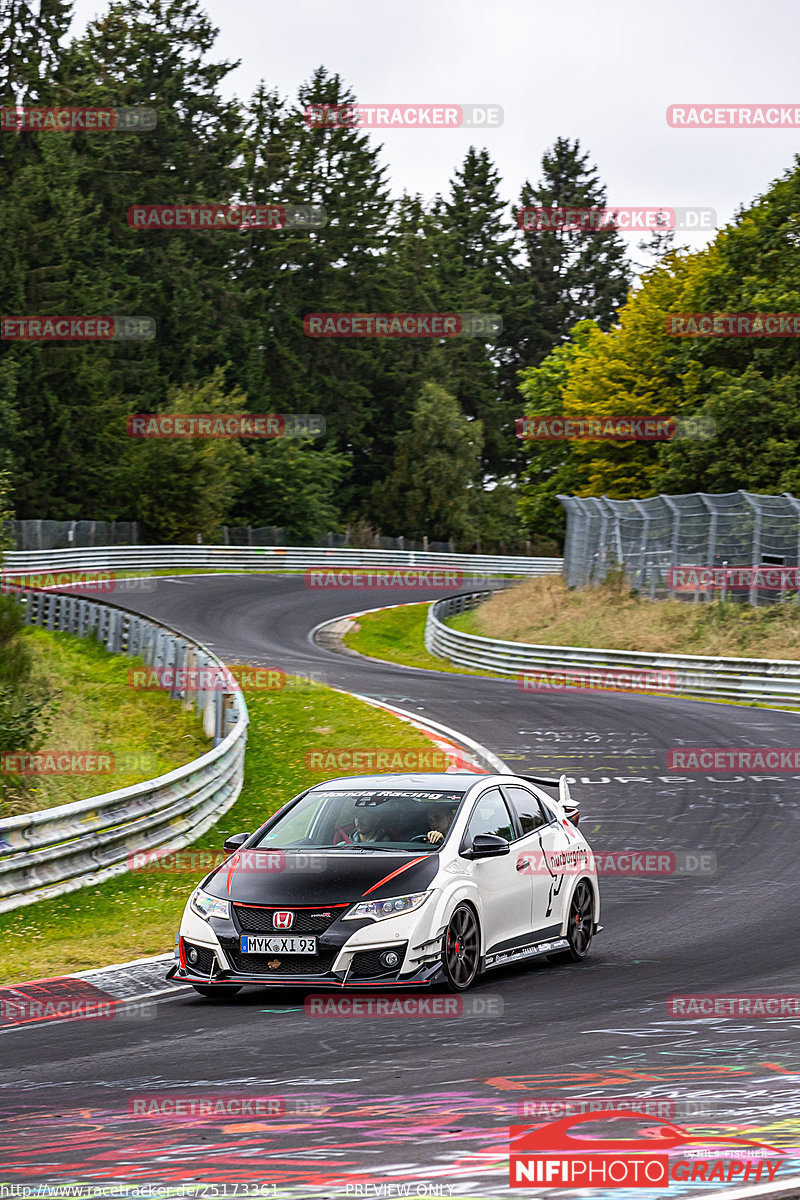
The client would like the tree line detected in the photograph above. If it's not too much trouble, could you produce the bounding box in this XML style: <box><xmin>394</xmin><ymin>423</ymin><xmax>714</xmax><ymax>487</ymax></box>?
<box><xmin>518</xmin><ymin>158</ymin><xmax>800</xmax><ymax>543</ymax></box>
<box><xmin>1</xmin><ymin>0</ymin><xmax>633</xmax><ymax>550</ymax></box>
<box><xmin>4</xmin><ymin>0</ymin><xmax>796</xmax><ymax>555</ymax></box>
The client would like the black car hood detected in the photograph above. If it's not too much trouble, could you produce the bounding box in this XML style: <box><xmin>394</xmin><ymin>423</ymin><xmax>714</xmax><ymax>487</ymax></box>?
<box><xmin>202</xmin><ymin>850</ymin><xmax>440</xmax><ymax>905</ymax></box>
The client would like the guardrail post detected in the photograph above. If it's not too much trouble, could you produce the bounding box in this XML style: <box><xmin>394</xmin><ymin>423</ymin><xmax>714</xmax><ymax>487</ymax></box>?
<box><xmin>183</xmin><ymin>647</ymin><xmax>198</xmax><ymax>711</ymax></box>
<box><xmin>221</xmin><ymin>693</ymin><xmax>236</xmax><ymax>741</ymax></box>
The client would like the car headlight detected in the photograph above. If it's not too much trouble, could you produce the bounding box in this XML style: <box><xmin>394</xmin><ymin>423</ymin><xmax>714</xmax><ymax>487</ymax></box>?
<box><xmin>344</xmin><ymin>891</ymin><xmax>430</xmax><ymax>921</ymax></box>
<box><xmin>190</xmin><ymin>888</ymin><xmax>230</xmax><ymax>922</ymax></box>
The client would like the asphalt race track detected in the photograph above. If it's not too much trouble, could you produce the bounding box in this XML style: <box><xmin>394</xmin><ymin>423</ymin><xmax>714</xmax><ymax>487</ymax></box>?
<box><xmin>3</xmin><ymin>573</ymin><xmax>800</xmax><ymax>1198</ymax></box>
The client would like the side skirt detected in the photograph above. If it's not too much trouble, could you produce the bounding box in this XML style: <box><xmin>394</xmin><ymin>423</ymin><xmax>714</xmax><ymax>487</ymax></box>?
<box><xmin>482</xmin><ymin>936</ymin><xmax>570</xmax><ymax>971</ymax></box>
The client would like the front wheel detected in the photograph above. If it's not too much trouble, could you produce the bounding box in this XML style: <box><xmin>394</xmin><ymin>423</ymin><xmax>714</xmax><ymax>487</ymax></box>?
<box><xmin>191</xmin><ymin>985</ymin><xmax>242</xmax><ymax>999</ymax></box>
<box><xmin>550</xmin><ymin>880</ymin><xmax>594</xmax><ymax>963</ymax></box>
<box><xmin>442</xmin><ymin>904</ymin><xmax>481</xmax><ymax>991</ymax></box>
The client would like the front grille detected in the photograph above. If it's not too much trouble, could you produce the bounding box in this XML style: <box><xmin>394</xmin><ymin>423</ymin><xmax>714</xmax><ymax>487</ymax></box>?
<box><xmin>184</xmin><ymin>943</ymin><xmax>216</xmax><ymax>975</ymax></box>
<box><xmin>233</xmin><ymin>905</ymin><xmax>345</xmax><ymax>935</ymax></box>
<box><xmin>225</xmin><ymin>946</ymin><xmax>340</xmax><ymax>977</ymax></box>
<box><xmin>349</xmin><ymin>945</ymin><xmax>408</xmax><ymax>978</ymax></box>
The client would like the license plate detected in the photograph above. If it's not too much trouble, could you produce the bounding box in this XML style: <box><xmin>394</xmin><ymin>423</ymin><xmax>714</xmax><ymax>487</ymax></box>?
<box><xmin>240</xmin><ymin>935</ymin><xmax>317</xmax><ymax>955</ymax></box>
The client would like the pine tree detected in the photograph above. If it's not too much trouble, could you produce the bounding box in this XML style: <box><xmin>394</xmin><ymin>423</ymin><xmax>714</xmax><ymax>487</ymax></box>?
<box><xmin>235</xmin><ymin>67</ymin><xmax>394</xmax><ymax>513</ymax></box>
<box><xmin>510</xmin><ymin>137</ymin><xmax>632</xmax><ymax>370</ymax></box>
<box><xmin>372</xmin><ymin>382</ymin><xmax>483</xmax><ymax>542</ymax></box>
<box><xmin>431</xmin><ymin>148</ymin><xmax>515</xmax><ymax>479</ymax></box>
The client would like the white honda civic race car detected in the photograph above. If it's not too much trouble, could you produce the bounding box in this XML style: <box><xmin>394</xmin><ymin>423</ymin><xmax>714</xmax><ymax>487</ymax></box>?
<box><xmin>167</xmin><ymin>771</ymin><xmax>601</xmax><ymax>995</ymax></box>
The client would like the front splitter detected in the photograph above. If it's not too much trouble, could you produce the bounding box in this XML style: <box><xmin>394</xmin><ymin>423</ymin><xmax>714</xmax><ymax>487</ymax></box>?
<box><xmin>167</xmin><ymin>964</ymin><xmax>444</xmax><ymax>990</ymax></box>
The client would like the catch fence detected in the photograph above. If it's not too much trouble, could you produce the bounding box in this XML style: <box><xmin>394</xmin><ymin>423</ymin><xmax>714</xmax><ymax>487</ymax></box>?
<box><xmin>13</xmin><ymin>520</ymin><xmax>481</xmax><ymax>555</ymax></box>
<box><xmin>559</xmin><ymin>491</ymin><xmax>800</xmax><ymax>605</ymax></box>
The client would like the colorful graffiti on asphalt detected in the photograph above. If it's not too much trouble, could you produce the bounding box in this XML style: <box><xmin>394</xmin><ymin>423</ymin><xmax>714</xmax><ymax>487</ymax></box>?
<box><xmin>1</xmin><ymin>1055</ymin><xmax>798</xmax><ymax>1198</ymax></box>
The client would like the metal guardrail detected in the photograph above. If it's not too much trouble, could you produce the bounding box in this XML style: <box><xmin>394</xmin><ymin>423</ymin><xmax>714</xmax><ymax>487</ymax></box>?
<box><xmin>425</xmin><ymin>591</ymin><xmax>800</xmax><ymax>709</ymax></box>
<box><xmin>0</xmin><ymin>591</ymin><xmax>249</xmax><ymax>912</ymax></box>
<box><xmin>4</xmin><ymin>545</ymin><xmax>563</xmax><ymax>578</ymax></box>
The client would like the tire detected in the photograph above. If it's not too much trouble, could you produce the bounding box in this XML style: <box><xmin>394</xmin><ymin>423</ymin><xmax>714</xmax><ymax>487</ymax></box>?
<box><xmin>191</xmin><ymin>985</ymin><xmax>242</xmax><ymax>999</ymax></box>
<box><xmin>550</xmin><ymin>879</ymin><xmax>594</xmax><ymax>964</ymax></box>
<box><xmin>442</xmin><ymin>903</ymin><xmax>481</xmax><ymax>992</ymax></box>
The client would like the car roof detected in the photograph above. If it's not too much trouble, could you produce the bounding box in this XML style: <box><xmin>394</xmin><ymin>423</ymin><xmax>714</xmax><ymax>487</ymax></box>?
<box><xmin>306</xmin><ymin>772</ymin><xmax>489</xmax><ymax>794</ymax></box>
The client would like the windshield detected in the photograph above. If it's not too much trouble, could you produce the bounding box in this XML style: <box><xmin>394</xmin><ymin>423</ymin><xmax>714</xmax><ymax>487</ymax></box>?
<box><xmin>251</xmin><ymin>788</ymin><xmax>465</xmax><ymax>851</ymax></box>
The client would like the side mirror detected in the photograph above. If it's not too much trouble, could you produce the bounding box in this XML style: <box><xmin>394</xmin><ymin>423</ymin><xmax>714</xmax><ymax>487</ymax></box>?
<box><xmin>463</xmin><ymin>833</ymin><xmax>510</xmax><ymax>859</ymax></box>
<box><xmin>223</xmin><ymin>832</ymin><xmax>251</xmax><ymax>852</ymax></box>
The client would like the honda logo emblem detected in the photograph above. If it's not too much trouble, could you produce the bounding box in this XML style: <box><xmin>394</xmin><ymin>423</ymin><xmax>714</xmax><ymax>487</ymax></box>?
<box><xmin>272</xmin><ymin>911</ymin><xmax>294</xmax><ymax>929</ymax></box>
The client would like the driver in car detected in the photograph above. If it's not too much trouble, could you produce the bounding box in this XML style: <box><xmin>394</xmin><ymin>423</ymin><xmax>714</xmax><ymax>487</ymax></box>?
<box><xmin>424</xmin><ymin>804</ymin><xmax>456</xmax><ymax>844</ymax></box>
<box><xmin>350</xmin><ymin>810</ymin><xmax>390</xmax><ymax>843</ymax></box>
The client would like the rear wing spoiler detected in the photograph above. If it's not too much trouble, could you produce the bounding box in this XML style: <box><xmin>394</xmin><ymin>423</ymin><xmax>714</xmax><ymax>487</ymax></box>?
<box><xmin>520</xmin><ymin>774</ymin><xmax>580</xmax><ymax>826</ymax></box>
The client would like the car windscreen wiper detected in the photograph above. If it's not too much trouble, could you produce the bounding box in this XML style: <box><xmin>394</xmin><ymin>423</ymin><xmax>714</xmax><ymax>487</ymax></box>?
<box><xmin>332</xmin><ymin>845</ymin><xmax>416</xmax><ymax>853</ymax></box>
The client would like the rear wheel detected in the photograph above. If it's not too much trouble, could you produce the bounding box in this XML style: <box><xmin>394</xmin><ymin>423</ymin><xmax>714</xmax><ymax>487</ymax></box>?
<box><xmin>442</xmin><ymin>904</ymin><xmax>481</xmax><ymax>991</ymax></box>
<box><xmin>550</xmin><ymin>880</ymin><xmax>594</xmax><ymax>963</ymax></box>
<box><xmin>191</xmin><ymin>985</ymin><xmax>242</xmax><ymax>999</ymax></box>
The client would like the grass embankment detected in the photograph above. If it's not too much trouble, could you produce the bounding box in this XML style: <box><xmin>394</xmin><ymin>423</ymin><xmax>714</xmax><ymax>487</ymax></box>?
<box><xmin>0</xmin><ymin>677</ymin><xmax>450</xmax><ymax>983</ymax></box>
<box><xmin>341</xmin><ymin>576</ymin><xmax>800</xmax><ymax>669</ymax></box>
<box><xmin>341</xmin><ymin>603</ymin><xmax>505</xmax><ymax>678</ymax></box>
<box><xmin>343</xmin><ymin>603</ymin><xmax>462</xmax><ymax>672</ymax></box>
<box><xmin>1</xmin><ymin>627</ymin><xmax>209</xmax><ymax>819</ymax></box>
<box><xmin>450</xmin><ymin>574</ymin><xmax>800</xmax><ymax>659</ymax></box>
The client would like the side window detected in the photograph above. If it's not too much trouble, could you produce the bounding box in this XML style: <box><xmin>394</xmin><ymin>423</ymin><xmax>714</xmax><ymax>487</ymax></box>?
<box><xmin>504</xmin><ymin>786</ymin><xmax>548</xmax><ymax>836</ymax></box>
<box><xmin>464</xmin><ymin>788</ymin><xmax>515</xmax><ymax>845</ymax></box>
<box><xmin>538</xmin><ymin>799</ymin><xmax>558</xmax><ymax>825</ymax></box>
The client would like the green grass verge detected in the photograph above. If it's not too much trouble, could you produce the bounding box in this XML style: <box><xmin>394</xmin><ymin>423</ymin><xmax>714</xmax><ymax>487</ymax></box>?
<box><xmin>447</xmin><ymin>610</ymin><xmax>483</xmax><ymax>635</ymax></box>
<box><xmin>0</xmin><ymin>677</ymin><xmax>449</xmax><ymax>984</ymax></box>
<box><xmin>1</xmin><ymin>628</ymin><xmax>209</xmax><ymax>819</ymax></box>
<box><xmin>341</xmin><ymin>602</ymin><xmax>502</xmax><ymax>678</ymax></box>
